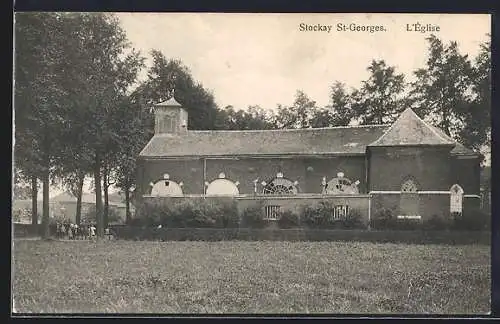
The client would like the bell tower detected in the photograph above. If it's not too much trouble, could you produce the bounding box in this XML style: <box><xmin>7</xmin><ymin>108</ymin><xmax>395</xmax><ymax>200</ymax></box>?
<box><xmin>153</xmin><ymin>92</ymin><xmax>188</xmax><ymax>135</ymax></box>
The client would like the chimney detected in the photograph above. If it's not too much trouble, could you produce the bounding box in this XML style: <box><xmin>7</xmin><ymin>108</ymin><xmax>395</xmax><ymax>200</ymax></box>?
<box><xmin>153</xmin><ymin>96</ymin><xmax>188</xmax><ymax>135</ymax></box>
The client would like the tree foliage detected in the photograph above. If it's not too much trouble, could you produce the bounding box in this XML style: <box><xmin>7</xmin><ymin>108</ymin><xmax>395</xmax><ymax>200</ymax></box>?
<box><xmin>460</xmin><ymin>36</ymin><xmax>491</xmax><ymax>152</ymax></box>
<box><xmin>309</xmin><ymin>82</ymin><xmax>354</xmax><ymax>128</ymax></box>
<box><xmin>409</xmin><ymin>35</ymin><xmax>475</xmax><ymax>137</ymax></box>
<box><xmin>215</xmin><ymin>105</ymin><xmax>276</xmax><ymax>130</ymax></box>
<box><xmin>274</xmin><ymin>90</ymin><xmax>317</xmax><ymax>129</ymax></box>
<box><xmin>132</xmin><ymin>51</ymin><xmax>218</xmax><ymax>130</ymax></box>
<box><xmin>351</xmin><ymin>59</ymin><xmax>406</xmax><ymax>125</ymax></box>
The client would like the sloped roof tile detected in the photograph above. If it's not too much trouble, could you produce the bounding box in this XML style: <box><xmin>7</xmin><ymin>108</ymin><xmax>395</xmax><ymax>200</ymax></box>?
<box><xmin>156</xmin><ymin>97</ymin><xmax>182</xmax><ymax>107</ymax></box>
<box><xmin>369</xmin><ymin>108</ymin><xmax>455</xmax><ymax>147</ymax></box>
<box><xmin>139</xmin><ymin>125</ymin><xmax>389</xmax><ymax>157</ymax></box>
<box><xmin>426</xmin><ymin>124</ymin><xmax>477</xmax><ymax>156</ymax></box>
<box><xmin>140</xmin><ymin>107</ymin><xmax>477</xmax><ymax>157</ymax></box>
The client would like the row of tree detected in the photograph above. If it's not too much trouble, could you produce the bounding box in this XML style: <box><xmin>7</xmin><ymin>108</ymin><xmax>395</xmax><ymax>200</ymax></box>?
<box><xmin>14</xmin><ymin>12</ymin><xmax>490</xmax><ymax>239</ymax></box>
<box><xmin>218</xmin><ymin>36</ymin><xmax>490</xmax><ymax>154</ymax></box>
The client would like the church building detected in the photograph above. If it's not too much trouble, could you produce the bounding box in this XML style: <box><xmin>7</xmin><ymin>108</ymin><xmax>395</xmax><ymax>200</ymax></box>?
<box><xmin>135</xmin><ymin>96</ymin><xmax>481</xmax><ymax>224</ymax></box>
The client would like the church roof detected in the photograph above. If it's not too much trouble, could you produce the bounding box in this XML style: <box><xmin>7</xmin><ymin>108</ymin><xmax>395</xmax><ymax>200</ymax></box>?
<box><xmin>139</xmin><ymin>107</ymin><xmax>477</xmax><ymax>158</ymax></box>
<box><xmin>426</xmin><ymin>124</ymin><xmax>477</xmax><ymax>156</ymax></box>
<box><xmin>139</xmin><ymin>125</ymin><xmax>389</xmax><ymax>158</ymax></box>
<box><xmin>156</xmin><ymin>97</ymin><xmax>182</xmax><ymax>107</ymax></box>
<box><xmin>369</xmin><ymin>108</ymin><xmax>456</xmax><ymax>147</ymax></box>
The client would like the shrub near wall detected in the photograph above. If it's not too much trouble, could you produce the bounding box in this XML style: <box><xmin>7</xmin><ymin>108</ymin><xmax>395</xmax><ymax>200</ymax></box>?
<box><xmin>240</xmin><ymin>202</ymin><xmax>266</xmax><ymax>229</ymax></box>
<box><xmin>301</xmin><ymin>201</ymin><xmax>365</xmax><ymax>229</ymax></box>
<box><xmin>277</xmin><ymin>210</ymin><xmax>300</xmax><ymax>229</ymax></box>
<box><xmin>370</xmin><ymin>207</ymin><xmax>490</xmax><ymax>231</ymax></box>
<box><xmin>452</xmin><ymin>208</ymin><xmax>490</xmax><ymax>231</ymax></box>
<box><xmin>135</xmin><ymin>198</ymin><xmax>239</xmax><ymax>229</ymax></box>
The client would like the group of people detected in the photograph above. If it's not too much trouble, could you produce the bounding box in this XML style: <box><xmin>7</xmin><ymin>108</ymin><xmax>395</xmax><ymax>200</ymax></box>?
<box><xmin>55</xmin><ymin>222</ymin><xmax>100</xmax><ymax>240</ymax></box>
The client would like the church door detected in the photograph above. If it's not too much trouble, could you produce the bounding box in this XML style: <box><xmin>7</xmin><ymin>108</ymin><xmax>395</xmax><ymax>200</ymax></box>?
<box><xmin>450</xmin><ymin>184</ymin><xmax>464</xmax><ymax>215</ymax></box>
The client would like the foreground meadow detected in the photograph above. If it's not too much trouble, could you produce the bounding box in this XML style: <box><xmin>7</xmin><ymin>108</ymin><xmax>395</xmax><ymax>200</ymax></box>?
<box><xmin>12</xmin><ymin>240</ymin><xmax>490</xmax><ymax>314</ymax></box>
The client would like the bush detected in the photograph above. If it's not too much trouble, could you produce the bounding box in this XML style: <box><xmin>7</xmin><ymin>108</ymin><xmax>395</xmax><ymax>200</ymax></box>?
<box><xmin>391</xmin><ymin>219</ymin><xmax>422</xmax><ymax>231</ymax></box>
<box><xmin>214</xmin><ymin>200</ymin><xmax>240</xmax><ymax>228</ymax></box>
<box><xmin>370</xmin><ymin>207</ymin><xmax>393</xmax><ymax>230</ymax></box>
<box><xmin>422</xmin><ymin>214</ymin><xmax>451</xmax><ymax>231</ymax></box>
<box><xmin>240</xmin><ymin>204</ymin><xmax>266</xmax><ymax>229</ymax></box>
<box><xmin>453</xmin><ymin>208</ymin><xmax>490</xmax><ymax>231</ymax></box>
<box><xmin>302</xmin><ymin>203</ymin><xmax>365</xmax><ymax>229</ymax></box>
<box><xmin>343</xmin><ymin>209</ymin><xmax>365</xmax><ymax>229</ymax></box>
<box><xmin>370</xmin><ymin>208</ymin><xmax>422</xmax><ymax>230</ymax></box>
<box><xmin>178</xmin><ymin>199</ymin><xmax>216</xmax><ymax>228</ymax></box>
<box><xmin>134</xmin><ymin>200</ymin><xmax>164</xmax><ymax>227</ymax></box>
<box><xmin>277</xmin><ymin>210</ymin><xmax>300</xmax><ymax>229</ymax></box>
<box><xmin>301</xmin><ymin>201</ymin><xmax>335</xmax><ymax>228</ymax></box>
<box><xmin>134</xmin><ymin>198</ymin><xmax>240</xmax><ymax>229</ymax></box>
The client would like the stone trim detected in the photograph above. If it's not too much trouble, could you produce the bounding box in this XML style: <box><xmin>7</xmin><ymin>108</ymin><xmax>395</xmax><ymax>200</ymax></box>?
<box><xmin>369</xmin><ymin>191</ymin><xmax>401</xmax><ymax>194</ymax></box>
<box><xmin>141</xmin><ymin>153</ymin><xmax>367</xmax><ymax>160</ymax></box>
<box><xmin>464</xmin><ymin>194</ymin><xmax>480</xmax><ymax>199</ymax></box>
<box><xmin>142</xmin><ymin>194</ymin><xmax>372</xmax><ymax>199</ymax></box>
<box><xmin>370</xmin><ymin>190</ymin><xmax>479</xmax><ymax>196</ymax></box>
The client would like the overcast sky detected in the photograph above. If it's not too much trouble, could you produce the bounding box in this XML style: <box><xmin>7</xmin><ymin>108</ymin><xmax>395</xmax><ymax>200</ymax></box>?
<box><xmin>118</xmin><ymin>13</ymin><xmax>490</xmax><ymax>110</ymax></box>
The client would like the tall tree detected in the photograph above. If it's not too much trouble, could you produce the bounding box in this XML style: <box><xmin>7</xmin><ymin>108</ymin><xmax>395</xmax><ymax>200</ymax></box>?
<box><xmin>114</xmin><ymin>97</ymin><xmax>152</xmax><ymax>224</ymax></box>
<box><xmin>132</xmin><ymin>51</ymin><xmax>219</xmax><ymax>130</ymax></box>
<box><xmin>274</xmin><ymin>90</ymin><xmax>316</xmax><ymax>129</ymax></box>
<box><xmin>309</xmin><ymin>82</ymin><xmax>354</xmax><ymax>128</ymax></box>
<box><xmin>15</xmin><ymin>12</ymin><xmax>73</xmax><ymax>238</ymax></box>
<box><xmin>215</xmin><ymin>105</ymin><xmax>276</xmax><ymax>130</ymax></box>
<box><xmin>351</xmin><ymin>60</ymin><xmax>406</xmax><ymax>125</ymax></box>
<box><xmin>409</xmin><ymin>35</ymin><xmax>475</xmax><ymax>138</ymax></box>
<box><xmin>56</xmin><ymin>13</ymin><xmax>144</xmax><ymax>238</ymax></box>
<box><xmin>457</xmin><ymin>35</ymin><xmax>491</xmax><ymax>153</ymax></box>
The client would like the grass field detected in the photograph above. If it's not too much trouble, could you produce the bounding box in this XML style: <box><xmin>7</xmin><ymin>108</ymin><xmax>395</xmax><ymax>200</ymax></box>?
<box><xmin>12</xmin><ymin>240</ymin><xmax>490</xmax><ymax>314</ymax></box>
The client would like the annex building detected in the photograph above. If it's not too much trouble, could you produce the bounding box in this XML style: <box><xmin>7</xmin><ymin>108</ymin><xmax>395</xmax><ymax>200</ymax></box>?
<box><xmin>135</xmin><ymin>97</ymin><xmax>481</xmax><ymax>223</ymax></box>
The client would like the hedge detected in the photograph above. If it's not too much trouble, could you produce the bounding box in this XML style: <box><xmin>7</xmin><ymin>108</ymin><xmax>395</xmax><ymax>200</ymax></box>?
<box><xmin>109</xmin><ymin>226</ymin><xmax>490</xmax><ymax>245</ymax></box>
<box><xmin>370</xmin><ymin>207</ymin><xmax>491</xmax><ymax>231</ymax></box>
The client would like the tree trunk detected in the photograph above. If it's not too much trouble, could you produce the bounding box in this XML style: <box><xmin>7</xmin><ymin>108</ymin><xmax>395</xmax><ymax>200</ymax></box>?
<box><xmin>94</xmin><ymin>152</ymin><xmax>104</xmax><ymax>239</ymax></box>
<box><xmin>442</xmin><ymin>109</ymin><xmax>451</xmax><ymax>136</ymax></box>
<box><xmin>103</xmin><ymin>165</ymin><xmax>109</xmax><ymax>228</ymax></box>
<box><xmin>41</xmin><ymin>170</ymin><xmax>50</xmax><ymax>239</ymax></box>
<box><xmin>75</xmin><ymin>173</ymin><xmax>84</xmax><ymax>225</ymax></box>
<box><xmin>31</xmin><ymin>175</ymin><xmax>38</xmax><ymax>225</ymax></box>
<box><xmin>125</xmin><ymin>186</ymin><xmax>131</xmax><ymax>224</ymax></box>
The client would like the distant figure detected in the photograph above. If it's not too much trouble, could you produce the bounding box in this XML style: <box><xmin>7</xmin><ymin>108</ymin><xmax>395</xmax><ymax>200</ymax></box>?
<box><xmin>74</xmin><ymin>224</ymin><xmax>79</xmax><ymax>240</ymax></box>
<box><xmin>90</xmin><ymin>224</ymin><xmax>96</xmax><ymax>240</ymax></box>
<box><xmin>61</xmin><ymin>223</ymin><xmax>67</xmax><ymax>239</ymax></box>
<box><xmin>81</xmin><ymin>225</ymin><xmax>89</xmax><ymax>240</ymax></box>
<box><xmin>68</xmin><ymin>224</ymin><xmax>74</xmax><ymax>240</ymax></box>
<box><xmin>105</xmin><ymin>228</ymin><xmax>111</xmax><ymax>240</ymax></box>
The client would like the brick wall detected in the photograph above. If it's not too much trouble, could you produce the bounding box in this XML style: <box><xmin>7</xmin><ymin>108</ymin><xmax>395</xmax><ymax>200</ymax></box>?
<box><xmin>139</xmin><ymin>158</ymin><xmax>204</xmax><ymax>195</ymax></box>
<box><xmin>371</xmin><ymin>193</ymin><xmax>451</xmax><ymax>221</ymax></box>
<box><xmin>139</xmin><ymin>156</ymin><xmax>367</xmax><ymax>196</ymax></box>
<box><xmin>451</xmin><ymin>157</ymin><xmax>481</xmax><ymax>194</ymax></box>
<box><xmin>368</xmin><ymin>146</ymin><xmax>453</xmax><ymax>191</ymax></box>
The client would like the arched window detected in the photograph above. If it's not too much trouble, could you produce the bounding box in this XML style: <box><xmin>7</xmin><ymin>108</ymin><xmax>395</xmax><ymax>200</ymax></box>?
<box><xmin>325</xmin><ymin>173</ymin><xmax>359</xmax><ymax>194</ymax></box>
<box><xmin>206</xmin><ymin>174</ymin><xmax>239</xmax><ymax>196</ymax></box>
<box><xmin>401</xmin><ymin>179</ymin><xmax>418</xmax><ymax>193</ymax></box>
<box><xmin>150</xmin><ymin>173</ymin><xmax>183</xmax><ymax>196</ymax></box>
<box><xmin>399</xmin><ymin>178</ymin><xmax>419</xmax><ymax>216</ymax></box>
<box><xmin>263</xmin><ymin>177</ymin><xmax>298</xmax><ymax>195</ymax></box>
<box><xmin>450</xmin><ymin>184</ymin><xmax>464</xmax><ymax>214</ymax></box>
